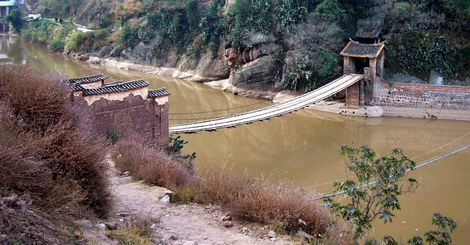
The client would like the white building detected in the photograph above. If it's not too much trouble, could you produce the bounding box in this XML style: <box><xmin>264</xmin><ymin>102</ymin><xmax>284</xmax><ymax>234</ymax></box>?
<box><xmin>0</xmin><ymin>0</ymin><xmax>24</xmax><ymax>32</ymax></box>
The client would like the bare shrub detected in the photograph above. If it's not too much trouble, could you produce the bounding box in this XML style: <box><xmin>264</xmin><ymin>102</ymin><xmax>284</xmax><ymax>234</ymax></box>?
<box><xmin>113</xmin><ymin>137</ymin><xmax>195</xmax><ymax>190</ymax></box>
<box><xmin>0</xmin><ymin>65</ymin><xmax>110</xmax><ymax>218</ymax></box>
<box><xmin>111</xmin><ymin>137</ymin><xmax>350</xmax><ymax>242</ymax></box>
<box><xmin>0</xmin><ymin>65</ymin><xmax>71</xmax><ymax>133</ymax></box>
<box><xmin>197</xmin><ymin>169</ymin><xmax>339</xmax><ymax>238</ymax></box>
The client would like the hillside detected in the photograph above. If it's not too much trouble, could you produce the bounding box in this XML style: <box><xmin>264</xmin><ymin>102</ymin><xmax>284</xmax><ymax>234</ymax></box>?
<box><xmin>26</xmin><ymin>0</ymin><xmax>470</xmax><ymax>91</ymax></box>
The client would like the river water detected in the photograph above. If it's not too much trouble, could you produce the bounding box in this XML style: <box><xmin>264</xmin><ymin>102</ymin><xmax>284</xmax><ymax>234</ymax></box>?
<box><xmin>2</xmin><ymin>35</ymin><xmax>470</xmax><ymax>243</ymax></box>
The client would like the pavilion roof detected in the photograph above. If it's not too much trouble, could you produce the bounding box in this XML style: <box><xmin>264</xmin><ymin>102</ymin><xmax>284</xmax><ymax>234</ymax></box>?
<box><xmin>340</xmin><ymin>41</ymin><xmax>385</xmax><ymax>58</ymax></box>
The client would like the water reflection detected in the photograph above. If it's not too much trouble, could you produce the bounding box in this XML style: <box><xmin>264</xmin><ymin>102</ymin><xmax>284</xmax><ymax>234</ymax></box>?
<box><xmin>0</xmin><ymin>35</ymin><xmax>26</xmax><ymax>64</ymax></box>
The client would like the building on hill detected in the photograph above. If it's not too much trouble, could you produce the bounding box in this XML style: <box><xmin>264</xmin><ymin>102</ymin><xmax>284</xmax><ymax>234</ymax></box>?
<box><xmin>66</xmin><ymin>74</ymin><xmax>170</xmax><ymax>147</ymax></box>
<box><xmin>0</xmin><ymin>0</ymin><xmax>24</xmax><ymax>32</ymax></box>
<box><xmin>355</xmin><ymin>17</ymin><xmax>384</xmax><ymax>44</ymax></box>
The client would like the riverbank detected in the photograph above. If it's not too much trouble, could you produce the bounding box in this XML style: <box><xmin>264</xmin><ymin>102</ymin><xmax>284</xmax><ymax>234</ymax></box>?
<box><xmin>81</xmin><ymin>54</ymin><xmax>470</xmax><ymax>122</ymax></box>
<box><xmin>77</xmin><ymin>156</ymin><xmax>298</xmax><ymax>244</ymax></box>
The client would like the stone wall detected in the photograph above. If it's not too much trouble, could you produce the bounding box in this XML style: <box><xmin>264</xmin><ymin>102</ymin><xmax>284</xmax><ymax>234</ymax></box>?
<box><xmin>75</xmin><ymin>94</ymin><xmax>169</xmax><ymax>147</ymax></box>
<box><xmin>374</xmin><ymin>81</ymin><xmax>470</xmax><ymax>110</ymax></box>
<box><xmin>83</xmin><ymin>87</ymin><xmax>148</xmax><ymax>105</ymax></box>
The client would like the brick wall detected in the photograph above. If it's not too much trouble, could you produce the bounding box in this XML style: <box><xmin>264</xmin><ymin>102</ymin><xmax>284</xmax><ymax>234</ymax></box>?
<box><xmin>346</xmin><ymin>83</ymin><xmax>360</xmax><ymax>107</ymax></box>
<box><xmin>75</xmin><ymin>94</ymin><xmax>169</xmax><ymax>147</ymax></box>
<box><xmin>374</xmin><ymin>81</ymin><xmax>470</xmax><ymax>110</ymax></box>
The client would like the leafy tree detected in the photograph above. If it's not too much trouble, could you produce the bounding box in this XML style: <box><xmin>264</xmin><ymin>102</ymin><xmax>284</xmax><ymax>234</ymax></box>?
<box><xmin>283</xmin><ymin>51</ymin><xmax>339</xmax><ymax>92</ymax></box>
<box><xmin>315</xmin><ymin>0</ymin><xmax>345</xmax><ymax>22</ymax></box>
<box><xmin>324</xmin><ymin>145</ymin><xmax>418</xmax><ymax>239</ymax></box>
<box><xmin>227</xmin><ymin>0</ymin><xmax>274</xmax><ymax>48</ymax></box>
<box><xmin>118</xmin><ymin>25</ymin><xmax>139</xmax><ymax>48</ymax></box>
<box><xmin>275</xmin><ymin>0</ymin><xmax>309</xmax><ymax>28</ymax></box>
<box><xmin>65</xmin><ymin>31</ymin><xmax>84</xmax><ymax>52</ymax></box>
<box><xmin>5</xmin><ymin>9</ymin><xmax>25</xmax><ymax>33</ymax></box>
<box><xmin>388</xmin><ymin>32</ymin><xmax>462</xmax><ymax>79</ymax></box>
<box><xmin>169</xmin><ymin>135</ymin><xmax>188</xmax><ymax>153</ymax></box>
<box><xmin>408</xmin><ymin>213</ymin><xmax>457</xmax><ymax>245</ymax></box>
<box><xmin>185</xmin><ymin>0</ymin><xmax>200</xmax><ymax>32</ymax></box>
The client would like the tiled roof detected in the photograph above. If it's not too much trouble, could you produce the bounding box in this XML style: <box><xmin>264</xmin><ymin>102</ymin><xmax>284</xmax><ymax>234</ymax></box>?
<box><xmin>340</xmin><ymin>41</ymin><xmax>385</xmax><ymax>58</ymax></box>
<box><xmin>356</xmin><ymin>26</ymin><xmax>382</xmax><ymax>39</ymax></box>
<box><xmin>148</xmin><ymin>88</ymin><xmax>170</xmax><ymax>98</ymax></box>
<box><xmin>70</xmin><ymin>83</ymin><xmax>85</xmax><ymax>92</ymax></box>
<box><xmin>64</xmin><ymin>74</ymin><xmax>108</xmax><ymax>85</ymax></box>
<box><xmin>82</xmin><ymin>80</ymin><xmax>149</xmax><ymax>96</ymax></box>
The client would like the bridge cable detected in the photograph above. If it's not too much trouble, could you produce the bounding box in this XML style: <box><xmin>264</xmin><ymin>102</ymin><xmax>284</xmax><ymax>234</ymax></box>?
<box><xmin>313</xmin><ymin>142</ymin><xmax>470</xmax><ymax>200</ymax></box>
<box><xmin>304</xmin><ymin>132</ymin><xmax>470</xmax><ymax>190</ymax></box>
<box><xmin>169</xmin><ymin>71</ymin><xmax>344</xmax><ymax>123</ymax></box>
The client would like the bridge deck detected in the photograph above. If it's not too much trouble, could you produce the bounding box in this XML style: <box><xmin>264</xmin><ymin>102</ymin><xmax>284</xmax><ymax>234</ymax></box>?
<box><xmin>170</xmin><ymin>74</ymin><xmax>363</xmax><ymax>134</ymax></box>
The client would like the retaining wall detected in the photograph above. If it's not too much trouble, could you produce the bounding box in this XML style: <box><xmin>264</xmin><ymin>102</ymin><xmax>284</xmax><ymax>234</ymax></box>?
<box><xmin>375</xmin><ymin>81</ymin><xmax>470</xmax><ymax>110</ymax></box>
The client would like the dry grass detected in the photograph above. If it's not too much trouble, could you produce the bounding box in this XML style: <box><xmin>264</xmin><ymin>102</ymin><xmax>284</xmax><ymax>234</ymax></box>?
<box><xmin>112</xmin><ymin>138</ymin><xmax>352</xmax><ymax>243</ymax></box>
<box><xmin>0</xmin><ymin>65</ymin><xmax>110</xmax><ymax>219</ymax></box>
<box><xmin>112</xmin><ymin>137</ymin><xmax>195</xmax><ymax>190</ymax></box>
<box><xmin>107</xmin><ymin>218</ymin><xmax>152</xmax><ymax>245</ymax></box>
<box><xmin>197</xmin><ymin>169</ymin><xmax>338</xmax><ymax>237</ymax></box>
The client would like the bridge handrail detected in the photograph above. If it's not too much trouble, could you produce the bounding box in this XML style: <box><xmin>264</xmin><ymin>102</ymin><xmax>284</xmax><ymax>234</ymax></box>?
<box><xmin>171</xmin><ymin>74</ymin><xmax>362</xmax><ymax>127</ymax></box>
<box><xmin>170</xmin><ymin>74</ymin><xmax>363</xmax><ymax>133</ymax></box>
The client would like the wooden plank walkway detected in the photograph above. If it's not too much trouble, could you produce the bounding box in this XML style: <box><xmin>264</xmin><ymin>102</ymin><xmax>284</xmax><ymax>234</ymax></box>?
<box><xmin>170</xmin><ymin>74</ymin><xmax>364</xmax><ymax>134</ymax></box>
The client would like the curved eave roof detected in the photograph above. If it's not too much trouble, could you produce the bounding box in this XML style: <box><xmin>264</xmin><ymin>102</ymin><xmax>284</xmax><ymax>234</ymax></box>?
<box><xmin>340</xmin><ymin>41</ymin><xmax>385</xmax><ymax>59</ymax></box>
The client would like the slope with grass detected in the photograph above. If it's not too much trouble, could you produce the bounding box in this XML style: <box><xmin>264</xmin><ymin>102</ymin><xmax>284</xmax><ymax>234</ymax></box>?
<box><xmin>0</xmin><ymin>65</ymin><xmax>110</xmax><ymax>241</ymax></box>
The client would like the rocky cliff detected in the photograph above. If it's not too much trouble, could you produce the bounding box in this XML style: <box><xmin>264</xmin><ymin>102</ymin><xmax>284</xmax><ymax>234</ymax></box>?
<box><xmin>26</xmin><ymin>0</ymin><xmax>470</xmax><ymax>92</ymax></box>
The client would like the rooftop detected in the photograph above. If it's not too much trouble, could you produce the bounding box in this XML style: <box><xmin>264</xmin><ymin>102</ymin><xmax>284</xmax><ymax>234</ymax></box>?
<box><xmin>64</xmin><ymin>74</ymin><xmax>108</xmax><ymax>85</ymax></box>
<box><xmin>340</xmin><ymin>41</ymin><xmax>385</xmax><ymax>58</ymax></box>
<box><xmin>356</xmin><ymin>26</ymin><xmax>382</xmax><ymax>39</ymax></box>
<box><xmin>356</xmin><ymin>17</ymin><xmax>384</xmax><ymax>39</ymax></box>
<box><xmin>82</xmin><ymin>79</ymin><xmax>149</xmax><ymax>96</ymax></box>
<box><xmin>148</xmin><ymin>88</ymin><xmax>170</xmax><ymax>98</ymax></box>
<box><xmin>70</xmin><ymin>83</ymin><xmax>85</xmax><ymax>92</ymax></box>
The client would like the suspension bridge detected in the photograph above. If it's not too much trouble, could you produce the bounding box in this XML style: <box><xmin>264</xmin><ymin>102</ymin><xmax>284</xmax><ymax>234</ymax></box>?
<box><xmin>169</xmin><ymin>73</ymin><xmax>364</xmax><ymax>134</ymax></box>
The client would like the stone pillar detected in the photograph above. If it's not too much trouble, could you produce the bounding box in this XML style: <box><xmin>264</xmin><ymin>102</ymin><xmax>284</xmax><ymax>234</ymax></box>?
<box><xmin>359</xmin><ymin>80</ymin><xmax>365</xmax><ymax>106</ymax></box>
<box><xmin>343</xmin><ymin>56</ymin><xmax>351</xmax><ymax>74</ymax></box>
<box><xmin>378</xmin><ymin>51</ymin><xmax>385</xmax><ymax>78</ymax></box>
<box><xmin>152</xmin><ymin>98</ymin><xmax>169</xmax><ymax>148</ymax></box>
<box><xmin>367</xmin><ymin>58</ymin><xmax>377</xmax><ymax>104</ymax></box>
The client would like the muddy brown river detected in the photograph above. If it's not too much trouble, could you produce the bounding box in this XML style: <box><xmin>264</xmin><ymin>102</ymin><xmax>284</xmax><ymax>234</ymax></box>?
<box><xmin>2</xmin><ymin>35</ymin><xmax>469</xmax><ymax>243</ymax></box>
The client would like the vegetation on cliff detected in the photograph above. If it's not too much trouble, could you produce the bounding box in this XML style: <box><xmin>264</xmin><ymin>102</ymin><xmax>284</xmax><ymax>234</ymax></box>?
<box><xmin>22</xmin><ymin>0</ymin><xmax>470</xmax><ymax>90</ymax></box>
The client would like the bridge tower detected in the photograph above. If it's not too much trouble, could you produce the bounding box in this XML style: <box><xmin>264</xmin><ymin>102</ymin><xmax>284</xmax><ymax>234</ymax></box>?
<box><xmin>340</xmin><ymin>17</ymin><xmax>385</xmax><ymax>108</ymax></box>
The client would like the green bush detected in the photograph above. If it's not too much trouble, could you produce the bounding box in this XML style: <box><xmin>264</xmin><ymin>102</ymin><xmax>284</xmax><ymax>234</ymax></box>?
<box><xmin>395</xmin><ymin>1</ymin><xmax>413</xmax><ymax>11</ymax></box>
<box><xmin>227</xmin><ymin>0</ymin><xmax>274</xmax><ymax>48</ymax></box>
<box><xmin>118</xmin><ymin>25</ymin><xmax>139</xmax><ymax>48</ymax></box>
<box><xmin>5</xmin><ymin>9</ymin><xmax>25</xmax><ymax>33</ymax></box>
<box><xmin>141</xmin><ymin>31</ymin><xmax>156</xmax><ymax>44</ymax></box>
<box><xmin>275</xmin><ymin>0</ymin><xmax>311</xmax><ymax>28</ymax></box>
<box><xmin>283</xmin><ymin>51</ymin><xmax>339</xmax><ymax>92</ymax></box>
<box><xmin>65</xmin><ymin>31</ymin><xmax>84</xmax><ymax>52</ymax></box>
<box><xmin>94</xmin><ymin>28</ymin><xmax>109</xmax><ymax>39</ymax></box>
<box><xmin>315</xmin><ymin>0</ymin><xmax>345</xmax><ymax>22</ymax></box>
<box><xmin>388</xmin><ymin>31</ymin><xmax>463</xmax><ymax>78</ymax></box>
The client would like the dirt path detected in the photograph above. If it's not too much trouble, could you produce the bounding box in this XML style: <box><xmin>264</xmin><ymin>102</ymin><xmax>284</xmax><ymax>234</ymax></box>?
<box><xmin>108</xmin><ymin>161</ymin><xmax>294</xmax><ymax>245</ymax></box>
